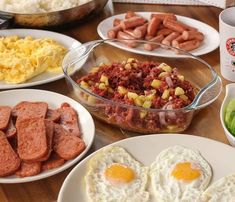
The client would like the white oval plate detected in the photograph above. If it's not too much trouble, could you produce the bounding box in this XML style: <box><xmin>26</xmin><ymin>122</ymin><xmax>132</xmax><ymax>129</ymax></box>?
<box><xmin>58</xmin><ymin>134</ymin><xmax>235</xmax><ymax>202</ymax></box>
<box><xmin>0</xmin><ymin>29</ymin><xmax>81</xmax><ymax>89</ymax></box>
<box><xmin>97</xmin><ymin>12</ymin><xmax>220</xmax><ymax>58</ymax></box>
<box><xmin>0</xmin><ymin>89</ymin><xmax>95</xmax><ymax>183</ymax></box>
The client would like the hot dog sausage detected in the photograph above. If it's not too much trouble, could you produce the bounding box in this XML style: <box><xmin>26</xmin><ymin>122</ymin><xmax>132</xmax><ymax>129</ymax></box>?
<box><xmin>133</xmin><ymin>23</ymin><xmax>148</xmax><ymax>39</ymax></box>
<box><xmin>147</xmin><ymin>17</ymin><xmax>161</xmax><ymax>36</ymax></box>
<box><xmin>162</xmin><ymin>32</ymin><xmax>180</xmax><ymax>47</ymax></box>
<box><xmin>144</xmin><ymin>34</ymin><xmax>164</xmax><ymax>51</ymax></box>
<box><xmin>163</xmin><ymin>18</ymin><xmax>186</xmax><ymax>33</ymax></box>
<box><xmin>113</xmin><ymin>18</ymin><xmax>121</xmax><ymax>27</ymax></box>
<box><xmin>125</xmin><ymin>11</ymin><xmax>138</xmax><ymax>19</ymax></box>
<box><xmin>157</xmin><ymin>28</ymin><xmax>174</xmax><ymax>36</ymax></box>
<box><xmin>151</xmin><ymin>13</ymin><xmax>177</xmax><ymax>21</ymax></box>
<box><xmin>117</xmin><ymin>31</ymin><xmax>138</xmax><ymax>48</ymax></box>
<box><xmin>182</xmin><ymin>31</ymin><xmax>204</xmax><ymax>41</ymax></box>
<box><xmin>172</xmin><ymin>35</ymin><xmax>185</xmax><ymax>47</ymax></box>
<box><xmin>107</xmin><ymin>25</ymin><xmax>122</xmax><ymax>39</ymax></box>
<box><xmin>120</xmin><ymin>16</ymin><xmax>146</xmax><ymax>30</ymax></box>
<box><xmin>178</xmin><ymin>39</ymin><xmax>202</xmax><ymax>51</ymax></box>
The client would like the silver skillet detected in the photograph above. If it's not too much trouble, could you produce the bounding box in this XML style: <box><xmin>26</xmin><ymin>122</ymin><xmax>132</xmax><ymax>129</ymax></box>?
<box><xmin>0</xmin><ymin>0</ymin><xmax>108</xmax><ymax>28</ymax></box>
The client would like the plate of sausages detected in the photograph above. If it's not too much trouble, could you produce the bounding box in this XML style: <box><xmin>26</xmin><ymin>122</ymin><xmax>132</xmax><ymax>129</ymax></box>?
<box><xmin>0</xmin><ymin>89</ymin><xmax>95</xmax><ymax>183</ymax></box>
<box><xmin>97</xmin><ymin>11</ymin><xmax>220</xmax><ymax>58</ymax></box>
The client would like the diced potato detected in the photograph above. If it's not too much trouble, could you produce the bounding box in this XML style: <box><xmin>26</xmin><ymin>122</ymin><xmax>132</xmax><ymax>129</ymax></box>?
<box><xmin>91</xmin><ymin>67</ymin><xmax>99</xmax><ymax>73</ymax></box>
<box><xmin>134</xmin><ymin>97</ymin><xmax>144</xmax><ymax>106</ymax></box>
<box><xmin>127</xmin><ymin>92</ymin><xmax>138</xmax><ymax>100</ymax></box>
<box><xmin>175</xmin><ymin>87</ymin><xmax>185</xmax><ymax>96</ymax></box>
<box><xmin>162</xmin><ymin>89</ymin><xmax>170</xmax><ymax>99</ymax></box>
<box><xmin>158</xmin><ymin>63</ymin><xmax>172</xmax><ymax>72</ymax></box>
<box><xmin>118</xmin><ymin>86</ymin><xmax>128</xmax><ymax>95</ymax></box>
<box><xmin>151</xmin><ymin>79</ymin><xmax>162</xmax><ymax>88</ymax></box>
<box><xmin>132</xmin><ymin>63</ymin><xmax>138</xmax><ymax>69</ymax></box>
<box><xmin>180</xmin><ymin>94</ymin><xmax>188</xmax><ymax>101</ymax></box>
<box><xmin>127</xmin><ymin>58</ymin><xmax>136</xmax><ymax>63</ymax></box>
<box><xmin>158</xmin><ymin>72</ymin><xmax>168</xmax><ymax>78</ymax></box>
<box><xmin>125</xmin><ymin>63</ymin><xmax>132</xmax><ymax>70</ymax></box>
<box><xmin>143</xmin><ymin>100</ymin><xmax>152</xmax><ymax>108</ymax></box>
<box><xmin>140</xmin><ymin>111</ymin><xmax>147</xmax><ymax>119</ymax></box>
<box><xmin>80</xmin><ymin>81</ymin><xmax>89</xmax><ymax>89</ymax></box>
<box><xmin>145</xmin><ymin>93</ymin><xmax>155</xmax><ymax>101</ymax></box>
<box><xmin>177</xmin><ymin>75</ymin><xmax>184</xmax><ymax>81</ymax></box>
<box><xmin>98</xmin><ymin>83</ymin><xmax>107</xmax><ymax>90</ymax></box>
<box><xmin>100</xmin><ymin>75</ymin><xmax>109</xmax><ymax>86</ymax></box>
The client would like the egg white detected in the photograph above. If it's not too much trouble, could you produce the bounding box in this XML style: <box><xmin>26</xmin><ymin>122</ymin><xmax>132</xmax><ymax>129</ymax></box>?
<box><xmin>150</xmin><ymin>145</ymin><xmax>212</xmax><ymax>202</ymax></box>
<box><xmin>201</xmin><ymin>173</ymin><xmax>235</xmax><ymax>202</ymax></box>
<box><xmin>85</xmin><ymin>146</ymin><xmax>149</xmax><ymax>202</ymax></box>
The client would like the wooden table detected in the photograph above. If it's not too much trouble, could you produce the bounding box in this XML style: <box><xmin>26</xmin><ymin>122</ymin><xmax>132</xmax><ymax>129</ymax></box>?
<box><xmin>0</xmin><ymin>2</ymin><xmax>229</xmax><ymax>202</ymax></box>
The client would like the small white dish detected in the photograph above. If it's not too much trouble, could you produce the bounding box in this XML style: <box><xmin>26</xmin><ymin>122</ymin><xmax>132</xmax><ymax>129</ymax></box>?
<box><xmin>58</xmin><ymin>134</ymin><xmax>235</xmax><ymax>202</ymax></box>
<box><xmin>0</xmin><ymin>29</ymin><xmax>81</xmax><ymax>89</ymax></box>
<box><xmin>0</xmin><ymin>89</ymin><xmax>95</xmax><ymax>183</ymax></box>
<box><xmin>97</xmin><ymin>12</ymin><xmax>220</xmax><ymax>58</ymax></box>
<box><xmin>220</xmin><ymin>83</ymin><xmax>235</xmax><ymax>146</ymax></box>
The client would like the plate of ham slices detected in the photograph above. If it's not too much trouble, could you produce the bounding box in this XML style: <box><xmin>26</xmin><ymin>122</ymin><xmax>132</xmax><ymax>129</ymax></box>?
<box><xmin>0</xmin><ymin>89</ymin><xmax>95</xmax><ymax>183</ymax></box>
<box><xmin>97</xmin><ymin>12</ymin><xmax>220</xmax><ymax>58</ymax></box>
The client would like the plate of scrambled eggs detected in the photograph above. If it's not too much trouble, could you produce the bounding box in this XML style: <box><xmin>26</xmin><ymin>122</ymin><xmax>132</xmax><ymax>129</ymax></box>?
<box><xmin>0</xmin><ymin>29</ymin><xmax>81</xmax><ymax>89</ymax></box>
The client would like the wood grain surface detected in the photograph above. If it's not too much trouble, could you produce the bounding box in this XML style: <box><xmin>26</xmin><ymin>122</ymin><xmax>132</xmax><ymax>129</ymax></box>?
<box><xmin>0</xmin><ymin>2</ymin><xmax>229</xmax><ymax>202</ymax></box>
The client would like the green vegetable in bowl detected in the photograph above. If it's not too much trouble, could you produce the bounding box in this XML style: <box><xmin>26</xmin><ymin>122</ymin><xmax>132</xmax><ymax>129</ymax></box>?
<box><xmin>225</xmin><ymin>99</ymin><xmax>235</xmax><ymax>135</ymax></box>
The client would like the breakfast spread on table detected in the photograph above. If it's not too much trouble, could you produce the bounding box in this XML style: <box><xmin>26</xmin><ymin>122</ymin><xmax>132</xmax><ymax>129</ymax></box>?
<box><xmin>106</xmin><ymin>11</ymin><xmax>204</xmax><ymax>52</ymax></box>
<box><xmin>0</xmin><ymin>101</ymin><xmax>85</xmax><ymax>177</ymax></box>
<box><xmin>0</xmin><ymin>1</ymin><xmax>235</xmax><ymax>201</ymax></box>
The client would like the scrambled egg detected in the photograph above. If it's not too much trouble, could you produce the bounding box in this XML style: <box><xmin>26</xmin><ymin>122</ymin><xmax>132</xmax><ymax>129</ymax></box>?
<box><xmin>0</xmin><ymin>35</ymin><xmax>67</xmax><ymax>84</ymax></box>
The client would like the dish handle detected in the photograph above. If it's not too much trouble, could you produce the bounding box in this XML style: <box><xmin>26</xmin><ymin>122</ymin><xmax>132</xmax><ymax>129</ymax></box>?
<box><xmin>0</xmin><ymin>14</ymin><xmax>13</xmax><ymax>29</ymax></box>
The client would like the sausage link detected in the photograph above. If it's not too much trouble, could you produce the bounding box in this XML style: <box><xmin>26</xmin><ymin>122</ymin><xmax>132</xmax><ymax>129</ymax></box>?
<box><xmin>144</xmin><ymin>34</ymin><xmax>164</xmax><ymax>51</ymax></box>
<box><xmin>117</xmin><ymin>31</ymin><xmax>138</xmax><ymax>48</ymax></box>
<box><xmin>133</xmin><ymin>23</ymin><xmax>148</xmax><ymax>39</ymax></box>
<box><xmin>147</xmin><ymin>17</ymin><xmax>161</xmax><ymax>36</ymax></box>
<box><xmin>113</xmin><ymin>18</ymin><xmax>121</xmax><ymax>27</ymax></box>
<box><xmin>182</xmin><ymin>31</ymin><xmax>204</xmax><ymax>41</ymax></box>
<box><xmin>120</xmin><ymin>16</ymin><xmax>146</xmax><ymax>30</ymax></box>
<box><xmin>107</xmin><ymin>25</ymin><xmax>122</xmax><ymax>39</ymax></box>
<box><xmin>162</xmin><ymin>32</ymin><xmax>180</xmax><ymax>47</ymax></box>
<box><xmin>178</xmin><ymin>39</ymin><xmax>202</xmax><ymax>51</ymax></box>
<box><xmin>163</xmin><ymin>19</ymin><xmax>186</xmax><ymax>33</ymax></box>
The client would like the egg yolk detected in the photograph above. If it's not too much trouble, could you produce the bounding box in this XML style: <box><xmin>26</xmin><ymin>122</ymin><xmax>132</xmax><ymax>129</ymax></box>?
<box><xmin>171</xmin><ymin>162</ymin><xmax>201</xmax><ymax>181</ymax></box>
<box><xmin>104</xmin><ymin>163</ymin><xmax>135</xmax><ymax>185</ymax></box>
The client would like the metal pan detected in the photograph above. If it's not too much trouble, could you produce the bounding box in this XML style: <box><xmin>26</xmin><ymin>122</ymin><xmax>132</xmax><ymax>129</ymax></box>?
<box><xmin>0</xmin><ymin>0</ymin><xmax>108</xmax><ymax>28</ymax></box>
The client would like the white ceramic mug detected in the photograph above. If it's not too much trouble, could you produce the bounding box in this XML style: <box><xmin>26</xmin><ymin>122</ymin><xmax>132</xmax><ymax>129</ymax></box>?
<box><xmin>219</xmin><ymin>7</ymin><xmax>235</xmax><ymax>82</ymax></box>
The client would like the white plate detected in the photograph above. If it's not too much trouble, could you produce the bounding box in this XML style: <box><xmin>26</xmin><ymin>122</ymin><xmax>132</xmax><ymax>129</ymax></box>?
<box><xmin>97</xmin><ymin>12</ymin><xmax>220</xmax><ymax>58</ymax></box>
<box><xmin>0</xmin><ymin>89</ymin><xmax>95</xmax><ymax>183</ymax></box>
<box><xmin>58</xmin><ymin>134</ymin><xmax>235</xmax><ymax>202</ymax></box>
<box><xmin>0</xmin><ymin>29</ymin><xmax>81</xmax><ymax>89</ymax></box>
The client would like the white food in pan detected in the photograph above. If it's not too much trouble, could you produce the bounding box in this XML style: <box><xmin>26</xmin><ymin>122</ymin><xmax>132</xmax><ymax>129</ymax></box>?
<box><xmin>0</xmin><ymin>0</ymin><xmax>91</xmax><ymax>13</ymax></box>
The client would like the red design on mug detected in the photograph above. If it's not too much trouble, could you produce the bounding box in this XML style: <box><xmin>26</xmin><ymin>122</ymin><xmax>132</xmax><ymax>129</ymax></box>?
<box><xmin>226</xmin><ymin>38</ymin><xmax>235</xmax><ymax>56</ymax></box>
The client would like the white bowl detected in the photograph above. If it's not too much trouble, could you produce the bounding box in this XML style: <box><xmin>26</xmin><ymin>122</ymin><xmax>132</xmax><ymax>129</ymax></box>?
<box><xmin>220</xmin><ymin>83</ymin><xmax>235</xmax><ymax>146</ymax></box>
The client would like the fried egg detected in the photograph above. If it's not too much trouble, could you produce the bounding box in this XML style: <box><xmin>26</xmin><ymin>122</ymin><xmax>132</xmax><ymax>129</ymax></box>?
<box><xmin>201</xmin><ymin>173</ymin><xmax>235</xmax><ymax>202</ymax></box>
<box><xmin>85</xmin><ymin>146</ymin><xmax>149</xmax><ymax>202</ymax></box>
<box><xmin>150</xmin><ymin>145</ymin><xmax>212</xmax><ymax>202</ymax></box>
